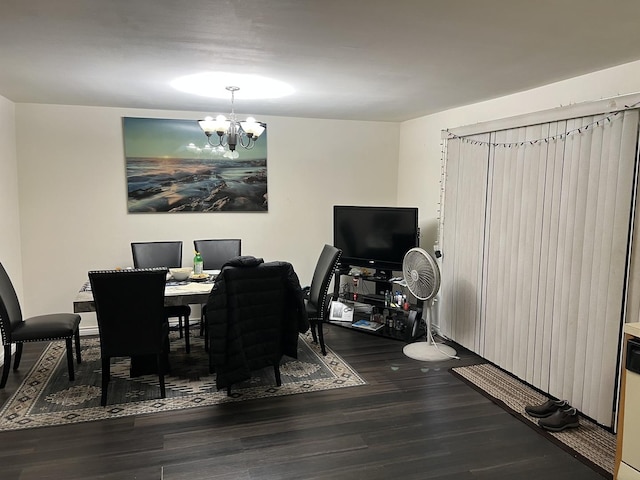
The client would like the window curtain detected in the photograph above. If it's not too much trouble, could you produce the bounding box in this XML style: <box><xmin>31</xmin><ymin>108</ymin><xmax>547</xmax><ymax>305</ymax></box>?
<box><xmin>441</xmin><ymin>110</ymin><xmax>639</xmax><ymax>427</ymax></box>
<box><xmin>439</xmin><ymin>134</ymin><xmax>489</xmax><ymax>352</ymax></box>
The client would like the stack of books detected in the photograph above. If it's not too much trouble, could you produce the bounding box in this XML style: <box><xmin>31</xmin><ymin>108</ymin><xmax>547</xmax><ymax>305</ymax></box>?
<box><xmin>351</xmin><ymin>319</ymin><xmax>384</xmax><ymax>331</ymax></box>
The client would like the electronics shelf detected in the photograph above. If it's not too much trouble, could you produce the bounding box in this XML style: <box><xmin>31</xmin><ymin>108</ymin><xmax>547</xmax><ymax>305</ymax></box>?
<box><xmin>330</xmin><ymin>266</ymin><xmax>424</xmax><ymax>342</ymax></box>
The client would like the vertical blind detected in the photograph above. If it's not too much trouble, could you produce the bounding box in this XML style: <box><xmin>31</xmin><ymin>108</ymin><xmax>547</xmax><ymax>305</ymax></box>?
<box><xmin>440</xmin><ymin>134</ymin><xmax>489</xmax><ymax>352</ymax></box>
<box><xmin>441</xmin><ymin>110</ymin><xmax>639</xmax><ymax>426</ymax></box>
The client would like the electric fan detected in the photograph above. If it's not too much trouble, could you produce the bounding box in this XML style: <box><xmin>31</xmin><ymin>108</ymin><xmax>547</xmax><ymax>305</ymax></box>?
<box><xmin>402</xmin><ymin>247</ymin><xmax>458</xmax><ymax>361</ymax></box>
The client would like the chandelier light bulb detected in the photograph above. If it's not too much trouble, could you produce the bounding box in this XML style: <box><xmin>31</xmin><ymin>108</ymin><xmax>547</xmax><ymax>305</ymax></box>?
<box><xmin>198</xmin><ymin>86</ymin><xmax>265</xmax><ymax>154</ymax></box>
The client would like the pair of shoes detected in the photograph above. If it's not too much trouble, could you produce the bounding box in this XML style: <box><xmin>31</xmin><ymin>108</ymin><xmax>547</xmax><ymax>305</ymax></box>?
<box><xmin>538</xmin><ymin>407</ymin><xmax>580</xmax><ymax>432</ymax></box>
<box><xmin>525</xmin><ymin>399</ymin><xmax>569</xmax><ymax>418</ymax></box>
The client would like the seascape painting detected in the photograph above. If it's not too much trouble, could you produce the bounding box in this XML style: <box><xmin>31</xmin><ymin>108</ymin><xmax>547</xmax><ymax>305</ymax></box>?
<box><xmin>123</xmin><ymin>117</ymin><xmax>268</xmax><ymax>213</ymax></box>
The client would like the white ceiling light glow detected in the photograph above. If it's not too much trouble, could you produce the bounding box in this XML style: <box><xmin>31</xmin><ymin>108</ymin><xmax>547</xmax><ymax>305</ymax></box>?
<box><xmin>172</xmin><ymin>73</ymin><xmax>293</xmax><ymax>159</ymax></box>
<box><xmin>171</xmin><ymin>72</ymin><xmax>294</xmax><ymax>99</ymax></box>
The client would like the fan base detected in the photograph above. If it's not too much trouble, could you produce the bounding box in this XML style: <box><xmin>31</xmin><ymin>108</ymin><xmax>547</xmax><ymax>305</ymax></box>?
<box><xmin>403</xmin><ymin>342</ymin><xmax>457</xmax><ymax>361</ymax></box>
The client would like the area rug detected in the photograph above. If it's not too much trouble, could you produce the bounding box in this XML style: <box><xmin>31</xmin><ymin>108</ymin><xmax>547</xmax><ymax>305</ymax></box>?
<box><xmin>0</xmin><ymin>331</ymin><xmax>365</xmax><ymax>431</ymax></box>
<box><xmin>451</xmin><ymin>363</ymin><xmax>615</xmax><ymax>479</ymax></box>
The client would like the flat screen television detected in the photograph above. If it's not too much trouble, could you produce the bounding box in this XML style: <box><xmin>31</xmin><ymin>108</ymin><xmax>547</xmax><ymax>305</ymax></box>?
<box><xmin>333</xmin><ymin>205</ymin><xmax>419</xmax><ymax>273</ymax></box>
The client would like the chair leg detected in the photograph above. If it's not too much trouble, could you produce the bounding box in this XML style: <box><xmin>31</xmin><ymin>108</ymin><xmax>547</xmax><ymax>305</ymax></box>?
<box><xmin>157</xmin><ymin>354</ymin><xmax>166</xmax><ymax>398</ymax></box>
<box><xmin>74</xmin><ymin>329</ymin><xmax>82</xmax><ymax>364</ymax></box>
<box><xmin>167</xmin><ymin>313</ymin><xmax>183</xmax><ymax>338</ymax></box>
<box><xmin>0</xmin><ymin>345</ymin><xmax>12</xmax><ymax>388</ymax></box>
<box><xmin>202</xmin><ymin>305</ymin><xmax>209</xmax><ymax>352</ymax></box>
<box><xmin>65</xmin><ymin>338</ymin><xmax>75</xmax><ymax>381</ymax></box>
<box><xmin>274</xmin><ymin>364</ymin><xmax>282</xmax><ymax>386</ymax></box>
<box><xmin>13</xmin><ymin>343</ymin><xmax>23</xmax><ymax>370</ymax></box>
<box><xmin>184</xmin><ymin>315</ymin><xmax>190</xmax><ymax>354</ymax></box>
<box><xmin>310</xmin><ymin>321</ymin><xmax>318</xmax><ymax>344</ymax></box>
<box><xmin>317</xmin><ymin>322</ymin><xmax>327</xmax><ymax>356</ymax></box>
<box><xmin>200</xmin><ymin>304</ymin><xmax>206</xmax><ymax>336</ymax></box>
<box><xmin>101</xmin><ymin>357</ymin><xmax>110</xmax><ymax>406</ymax></box>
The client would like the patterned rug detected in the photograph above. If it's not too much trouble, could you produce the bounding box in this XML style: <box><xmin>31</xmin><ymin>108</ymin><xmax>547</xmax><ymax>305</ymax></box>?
<box><xmin>0</xmin><ymin>331</ymin><xmax>365</xmax><ymax>431</ymax></box>
<box><xmin>451</xmin><ymin>363</ymin><xmax>615</xmax><ymax>479</ymax></box>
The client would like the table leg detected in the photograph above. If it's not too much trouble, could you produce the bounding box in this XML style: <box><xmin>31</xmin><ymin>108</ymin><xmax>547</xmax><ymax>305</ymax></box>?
<box><xmin>184</xmin><ymin>315</ymin><xmax>190</xmax><ymax>354</ymax></box>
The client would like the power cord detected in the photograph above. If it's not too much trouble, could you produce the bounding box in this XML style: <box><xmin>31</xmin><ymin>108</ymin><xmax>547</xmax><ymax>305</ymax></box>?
<box><xmin>424</xmin><ymin>320</ymin><xmax>459</xmax><ymax>360</ymax></box>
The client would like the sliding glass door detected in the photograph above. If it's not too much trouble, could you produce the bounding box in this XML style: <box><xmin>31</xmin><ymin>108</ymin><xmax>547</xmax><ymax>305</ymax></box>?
<box><xmin>441</xmin><ymin>110</ymin><xmax>639</xmax><ymax>426</ymax></box>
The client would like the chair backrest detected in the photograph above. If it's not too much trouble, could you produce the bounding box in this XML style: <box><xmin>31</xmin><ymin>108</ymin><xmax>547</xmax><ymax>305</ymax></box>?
<box><xmin>0</xmin><ymin>263</ymin><xmax>23</xmax><ymax>344</ymax></box>
<box><xmin>224</xmin><ymin>262</ymin><xmax>289</xmax><ymax>338</ymax></box>
<box><xmin>131</xmin><ymin>241</ymin><xmax>183</xmax><ymax>269</ymax></box>
<box><xmin>89</xmin><ymin>268</ymin><xmax>168</xmax><ymax>357</ymax></box>
<box><xmin>308</xmin><ymin>244</ymin><xmax>342</xmax><ymax>310</ymax></box>
<box><xmin>193</xmin><ymin>239</ymin><xmax>241</xmax><ymax>270</ymax></box>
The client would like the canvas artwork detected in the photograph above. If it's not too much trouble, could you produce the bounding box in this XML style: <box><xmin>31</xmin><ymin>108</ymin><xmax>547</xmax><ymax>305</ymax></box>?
<box><xmin>123</xmin><ymin>117</ymin><xmax>268</xmax><ymax>213</ymax></box>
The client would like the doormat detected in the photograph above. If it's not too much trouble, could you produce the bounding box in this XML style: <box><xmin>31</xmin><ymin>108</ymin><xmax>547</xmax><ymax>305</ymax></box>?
<box><xmin>451</xmin><ymin>363</ymin><xmax>615</xmax><ymax>479</ymax></box>
<box><xmin>0</xmin><ymin>331</ymin><xmax>365</xmax><ymax>431</ymax></box>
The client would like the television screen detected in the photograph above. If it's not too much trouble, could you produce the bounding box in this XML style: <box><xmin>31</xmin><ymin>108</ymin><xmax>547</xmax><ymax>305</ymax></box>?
<box><xmin>333</xmin><ymin>205</ymin><xmax>419</xmax><ymax>272</ymax></box>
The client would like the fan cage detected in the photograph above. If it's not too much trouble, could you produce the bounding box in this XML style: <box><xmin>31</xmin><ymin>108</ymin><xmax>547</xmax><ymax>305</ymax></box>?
<box><xmin>402</xmin><ymin>248</ymin><xmax>440</xmax><ymax>301</ymax></box>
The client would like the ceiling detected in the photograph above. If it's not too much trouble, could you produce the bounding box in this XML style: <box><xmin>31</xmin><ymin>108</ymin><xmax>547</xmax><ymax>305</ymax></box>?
<box><xmin>3</xmin><ymin>0</ymin><xmax>640</xmax><ymax>122</ymax></box>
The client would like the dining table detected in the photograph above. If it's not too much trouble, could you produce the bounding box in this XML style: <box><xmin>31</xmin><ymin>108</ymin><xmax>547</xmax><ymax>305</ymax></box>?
<box><xmin>73</xmin><ymin>270</ymin><xmax>219</xmax><ymax>373</ymax></box>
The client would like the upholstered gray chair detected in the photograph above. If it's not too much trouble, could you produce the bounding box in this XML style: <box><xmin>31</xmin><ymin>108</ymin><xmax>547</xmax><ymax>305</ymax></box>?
<box><xmin>89</xmin><ymin>268</ymin><xmax>169</xmax><ymax>406</ymax></box>
<box><xmin>305</xmin><ymin>244</ymin><xmax>342</xmax><ymax>356</ymax></box>
<box><xmin>131</xmin><ymin>241</ymin><xmax>193</xmax><ymax>353</ymax></box>
<box><xmin>0</xmin><ymin>262</ymin><xmax>81</xmax><ymax>388</ymax></box>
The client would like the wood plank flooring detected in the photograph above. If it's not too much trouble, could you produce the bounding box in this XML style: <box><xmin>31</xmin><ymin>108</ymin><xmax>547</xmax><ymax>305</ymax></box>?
<box><xmin>0</xmin><ymin>326</ymin><xmax>606</xmax><ymax>479</ymax></box>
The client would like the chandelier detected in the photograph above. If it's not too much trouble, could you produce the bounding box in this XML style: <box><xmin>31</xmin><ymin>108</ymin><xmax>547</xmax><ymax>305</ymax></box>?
<box><xmin>198</xmin><ymin>86</ymin><xmax>265</xmax><ymax>159</ymax></box>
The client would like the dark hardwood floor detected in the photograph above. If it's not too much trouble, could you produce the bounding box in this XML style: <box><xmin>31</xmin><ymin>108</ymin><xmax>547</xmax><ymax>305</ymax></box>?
<box><xmin>0</xmin><ymin>326</ymin><xmax>606</xmax><ymax>480</ymax></box>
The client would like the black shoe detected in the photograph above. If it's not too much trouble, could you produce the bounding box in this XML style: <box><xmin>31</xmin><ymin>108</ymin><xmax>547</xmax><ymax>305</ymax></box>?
<box><xmin>524</xmin><ymin>399</ymin><xmax>569</xmax><ymax>418</ymax></box>
<box><xmin>537</xmin><ymin>407</ymin><xmax>580</xmax><ymax>432</ymax></box>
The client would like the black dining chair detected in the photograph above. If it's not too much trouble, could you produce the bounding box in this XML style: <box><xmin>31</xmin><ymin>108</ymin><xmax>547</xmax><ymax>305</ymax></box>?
<box><xmin>0</xmin><ymin>262</ymin><xmax>81</xmax><ymax>388</ymax></box>
<box><xmin>131</xmin><ymin>241</ymin><xmax>193</xmax><ymax>353</ymax></box>
<box><xmin>193</xmin><ymin>239</ymin><xmax>242</xmax><ymax>270</ymax></box>
<box><xmin>305</xmin><ymin>244</ymin><xmax>342</xmax><ymax>356</ymax></box>
<box><xmin>193</xmin><ymin>239</ymin><xmax>242</xmax><ymax>349</ymax></box>
<box><xmin>205</xmin><ymin>259</ymin><xmax>308</xmax><ymax>394</ymax></box>
<box><xmin>89</xmin><ymin>268</ymin><xmax>169</xmax><ymax>406</ymax></box>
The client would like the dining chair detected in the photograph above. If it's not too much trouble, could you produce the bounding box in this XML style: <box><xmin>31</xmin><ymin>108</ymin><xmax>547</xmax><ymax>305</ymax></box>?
<box><xmin>131</xmin><ymin>241</ymin><xmax>184</xmax><ymax>271</ymax></box>
<box><xmin>0</xmin><ymin>262</ymin><xmax>81</xmax><ymax>388</ymax></box>
<box><xmin>305</xmin><ymin>244</ymin><xmax>342</xmax><ymax>356</ymax></box>
<box><xmin>193</xmin><ymin>239</ymin><xmax>242</xmax><ymax>270</ymax></box>
<box><xmin>131</xmin><ymin>241</ymin><xmax>193</xmax><ymax>353</ymax></box>
<box><xmin>193</xmin><ymin>239</ymin><xmax>242</xmax><ymax>349</ymax></box>
<box><xmin>89</xmin><ymin>268</ymin><xmax>169</xmax><ymax>406</ymax></box>
<box><xmin>205</xmin><ymin>258</ymin><xmax>308</xmax><ymax>394</ymax></box>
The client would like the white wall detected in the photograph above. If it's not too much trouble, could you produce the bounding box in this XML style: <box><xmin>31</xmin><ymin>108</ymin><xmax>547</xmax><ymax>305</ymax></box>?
<box><xmin>0</xmin><ymin>96</ymin><xmax>22</xmax><ymax>287</ymax></box>
<box><xmin>12</xmin><ymin>58</ymin><xmax>640</xmax><ymax>334</ymax></box>
<box><xmin>0</xmin><ymin>95</ymin><xmax>22</xmax><ymax>362</ymax></box>
<box><xmin>14</xmin><ymin>104</ymin><xmax>400</xmax><ymax>329</ymax></box>
<box><xmin>398</xmin><ymin>58</ymin><xmax>640</xmax><ymax>250</ymax></box>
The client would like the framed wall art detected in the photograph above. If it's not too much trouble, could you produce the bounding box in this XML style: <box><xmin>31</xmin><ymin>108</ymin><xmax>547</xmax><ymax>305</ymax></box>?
<box><xmin>123</xmin><ymin>117</ymin><xmax>268</xmax><ymax>213</ymax></box>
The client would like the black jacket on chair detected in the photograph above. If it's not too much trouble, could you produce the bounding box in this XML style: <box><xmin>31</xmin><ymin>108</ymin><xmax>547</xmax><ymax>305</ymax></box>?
<box><xmin>206</xmin><ymin>256</ymin><xmax>309</xmax><ymax>390</ymax></box>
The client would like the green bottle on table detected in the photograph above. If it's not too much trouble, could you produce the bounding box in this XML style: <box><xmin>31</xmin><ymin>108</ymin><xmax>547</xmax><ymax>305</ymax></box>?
<box><xmin>193</xmin><ymin>251</ymin><xmax>203</xmax><ymax>275</ymax></box>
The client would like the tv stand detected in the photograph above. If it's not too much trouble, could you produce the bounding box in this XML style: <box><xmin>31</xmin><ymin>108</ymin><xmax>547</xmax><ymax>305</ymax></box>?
<box><xmin>330</xmin><ymin>265</ymin><xmax>424</xmax><ymax>342</ymax></box>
